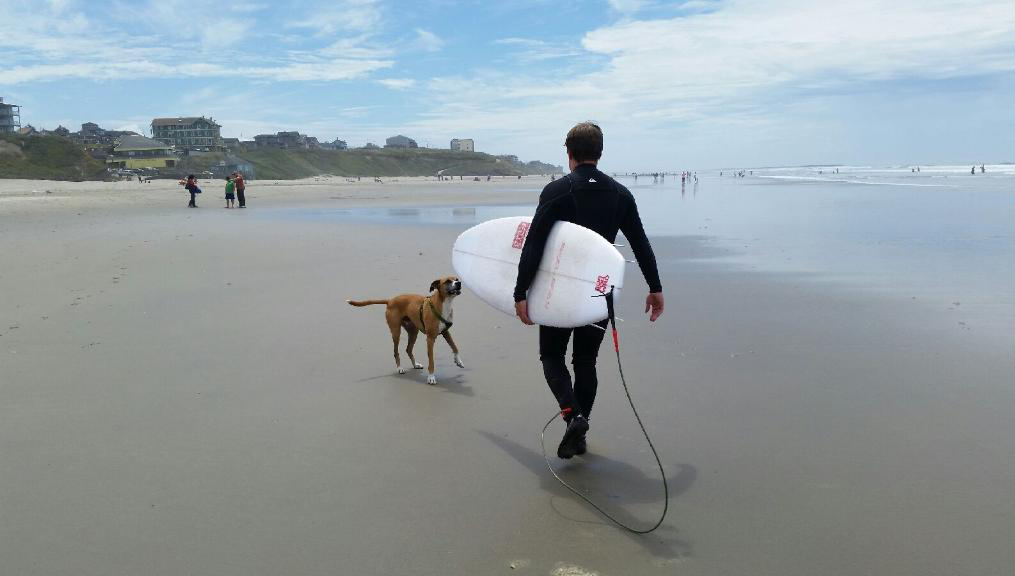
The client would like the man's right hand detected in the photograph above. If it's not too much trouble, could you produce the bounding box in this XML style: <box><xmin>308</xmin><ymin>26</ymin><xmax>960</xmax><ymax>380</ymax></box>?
<box><xmin>645</xmin><ymin>292</ymin><xmax>664</xmax><ymax>322</ymax></box>
<box><xmin>515</xmin><ymin>300</ymin><xmax>534</xmax><ymax>325</ymax></box>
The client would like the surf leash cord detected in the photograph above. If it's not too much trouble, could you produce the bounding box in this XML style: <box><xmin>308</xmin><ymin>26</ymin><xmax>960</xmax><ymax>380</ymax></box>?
<box><xmin>540</xmin><ymin>287</ymin><xmax>669</xmax><ymax>534</ymax></box>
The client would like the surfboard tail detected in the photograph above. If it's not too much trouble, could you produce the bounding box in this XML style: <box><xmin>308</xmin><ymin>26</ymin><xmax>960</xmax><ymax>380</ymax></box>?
<box><xmin>346</xmin><ymin>299</ymin><xmax>389</xmax><ymax>307</ymax></box>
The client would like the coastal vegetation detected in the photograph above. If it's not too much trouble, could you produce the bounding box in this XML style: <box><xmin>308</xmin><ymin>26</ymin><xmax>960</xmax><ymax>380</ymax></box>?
<box><xmin>0</xmin><ymin>134</ymin><xmax>107</xmax><ymax>181</ymax></box>
<box><xmin>0</xmin><ymin>133</ymin><xmax>561</xmax><ymax>181</ymax></box>
<box><xmin>176</xmin><ymin>147</ymin><xmax>561</xmax><ymax>180</ymax></box>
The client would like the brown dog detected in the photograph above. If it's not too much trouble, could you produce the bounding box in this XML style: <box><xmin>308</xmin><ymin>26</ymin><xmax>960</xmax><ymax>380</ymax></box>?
<box><xmin>347</xmin><ymin>276</ymin><xmax>464</xmax><ymax>384</ymax></box>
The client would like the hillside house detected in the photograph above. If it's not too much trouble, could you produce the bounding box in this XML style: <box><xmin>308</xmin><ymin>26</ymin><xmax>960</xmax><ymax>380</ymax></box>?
<box><xmin>450</xmin><ymin>138</ymin><xmax>474</xmax><ymax>152</ymax></box>
<box><xmin>151</xmin><ymin>116</ymin><xmax>222</xmax><ymax>151</ymax></box>
<box><xmin>385</xmin><ymin>134</ymin><xmax>417</xmax><ymax>148</ymax></box>
<box><xmin>106</xmin><ymin>135</ymin><xmax>177</xmax><ymax>169</ymax></box>
<box><xmin>0</xmin><ymin>97</ymin><xmax>21</xmax><ymax>134</ymax></box>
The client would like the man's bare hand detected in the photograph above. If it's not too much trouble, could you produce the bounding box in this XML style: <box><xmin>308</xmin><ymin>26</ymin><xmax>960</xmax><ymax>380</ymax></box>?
<box><xmin>645</xmin><ymin>292</ymin><xmax>664</xmax><ymax>322</ymax></box>
<box><xmin>515</xmin><ymin>300</ymin><xmax>534</xmax><ymax>325</ymax></box>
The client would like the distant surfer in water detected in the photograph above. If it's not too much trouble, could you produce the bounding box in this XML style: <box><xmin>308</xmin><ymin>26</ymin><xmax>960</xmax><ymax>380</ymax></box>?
<box><xmin>514</xmin><ymin>122</ymin><xmax>665</xmax><ymax>459</ymax></box>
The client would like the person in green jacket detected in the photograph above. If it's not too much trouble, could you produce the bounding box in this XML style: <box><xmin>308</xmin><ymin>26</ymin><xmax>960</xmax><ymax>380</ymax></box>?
<box><xmin>224</xmin><ymin>176</ymin><xmax>236</xmax><ymax>208</ymax></box>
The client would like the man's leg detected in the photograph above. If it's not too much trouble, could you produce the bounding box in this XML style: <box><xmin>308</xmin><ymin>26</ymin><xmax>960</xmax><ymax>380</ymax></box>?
<box><xmin>571</xmin><ymin>320</ymin><xmax>609</xmax><ymax>419</ymax></box>
<box><xmin>539</xmin><ymin>325</ymin><xmax>577</xmax><ymax>415</ymax></box>
<box><xmin>540</xmin><ymin>325</ymin><xmax>590</xmax><ymax>459</ymax></box>
<box><xmin>569</xmin><ymin>320</ymin><xmax>608</xmax><ymax>456</ymax></box>
<box><xmin>237</xmin><ymin>189</ymin><xmax>245</xmax><ymax>207</ymax></box>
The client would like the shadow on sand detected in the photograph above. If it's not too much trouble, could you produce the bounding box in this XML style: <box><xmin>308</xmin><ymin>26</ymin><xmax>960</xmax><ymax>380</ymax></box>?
<box><xmin>353</xmin><ymin>370</ymin><xmax>475</xmax><ymax>397</ymax></box>
<box><xmin>478</xmin><ymin>430</ymin><xmax>695</xmax><ymax>559</ymax></box>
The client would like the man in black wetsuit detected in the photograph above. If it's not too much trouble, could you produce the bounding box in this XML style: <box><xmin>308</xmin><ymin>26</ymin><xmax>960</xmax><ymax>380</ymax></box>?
<box><xmin>514</xmin><ymin>122</ymin><xmax>665</xmax><ymax>459</ymax></box>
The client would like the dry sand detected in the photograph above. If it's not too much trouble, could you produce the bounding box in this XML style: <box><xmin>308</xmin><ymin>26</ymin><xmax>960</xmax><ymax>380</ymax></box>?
<box><xmin>1</xmin><ymin>177</ymin><xmax>1013</xmax><ymax>575</ymax></box>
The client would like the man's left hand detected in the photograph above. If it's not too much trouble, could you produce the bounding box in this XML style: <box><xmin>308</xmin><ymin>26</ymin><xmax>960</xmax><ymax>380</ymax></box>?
<box><xmin>645</xmin><ymin>292</ymin><xmax>664</xmax><ymax>322</ymax></box>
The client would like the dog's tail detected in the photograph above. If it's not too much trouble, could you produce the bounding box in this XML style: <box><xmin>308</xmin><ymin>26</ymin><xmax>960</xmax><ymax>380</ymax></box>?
<box><xmin>347</xmin><ymin>299</ymin><xmax>389</xmax><ymax>307</ymax></box>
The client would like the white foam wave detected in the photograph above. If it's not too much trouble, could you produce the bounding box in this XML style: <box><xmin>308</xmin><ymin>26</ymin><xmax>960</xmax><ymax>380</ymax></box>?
<box><xmin>756</xmin><ymin>175</ymin><xmax>953</xmax><ymax>188</ymax></box>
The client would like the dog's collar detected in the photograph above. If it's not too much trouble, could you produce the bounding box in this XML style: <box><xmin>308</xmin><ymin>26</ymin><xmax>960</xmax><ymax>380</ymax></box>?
<box><xmin>420</xmin><ymin>296</ymin><xmax>453</xmax><ymax>334</ymax></box>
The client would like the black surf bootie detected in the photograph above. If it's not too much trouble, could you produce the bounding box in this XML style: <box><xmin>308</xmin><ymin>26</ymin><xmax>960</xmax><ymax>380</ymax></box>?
<box><xmin>557</xmin><ymin>415</ymin><xmax>589</xmax><ymax>459</ymax></box>
<box><xmin>573</xmin><ymin>433</ymin><xmax>587</xmax><ymax>456</ymax></box>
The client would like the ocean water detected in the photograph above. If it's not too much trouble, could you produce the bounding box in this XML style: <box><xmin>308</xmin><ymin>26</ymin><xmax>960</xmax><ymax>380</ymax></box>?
<box><xmin>631</xmin><ymin>166</ymin><xmax>1015</xmax><ymax>298</ymax></box>
<box><xmin>293</xmin><ymin>165</ymin><xmax>1015</xmax><ymax>340</ymax></box>
<box><xmin>627</xmin><ymin>166</ymin><xmax>1015</xmax><ymax>342</ymax></box>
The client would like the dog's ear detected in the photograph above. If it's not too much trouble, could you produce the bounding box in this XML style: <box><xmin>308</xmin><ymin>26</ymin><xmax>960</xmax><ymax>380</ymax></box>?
<box><xmin>429</xmin><ymin>279</ymin><xmax>440</xmax><ymax>293</ymax></box>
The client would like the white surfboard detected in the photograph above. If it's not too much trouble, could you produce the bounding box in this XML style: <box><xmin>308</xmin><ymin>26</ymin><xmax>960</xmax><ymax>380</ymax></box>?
<box><xmin>452</xmin><ymin>216</ymin><xmax>625</xmax><ymax>328</ymax></box>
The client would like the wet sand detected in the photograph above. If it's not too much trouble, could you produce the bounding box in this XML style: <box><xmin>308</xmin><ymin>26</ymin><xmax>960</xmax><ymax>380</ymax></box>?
<box><xmin>1</xmin><ymin>178</ymin><xmax>1013</xmax><ymax>575</ymax></box>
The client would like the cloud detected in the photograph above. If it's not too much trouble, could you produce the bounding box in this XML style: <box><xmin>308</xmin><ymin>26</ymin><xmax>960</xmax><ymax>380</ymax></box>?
<box><xmin>0</xmin><ymin>1</ymin><xmax>393</xmax><ymax>85</ymax></box>
<box><xmin>491</xmin><ymin>37</ymin><xmax>582</xmax><ymax>62</ymax></box>
<box><xmin>578</xmin><ymin>0</ymin><xmax>1015</xmax><ymax>117</ymax></box>
<box><xmin>198</xmin><ymin>18</ymin><xmax>253</xmax><ymax>50</ymax></box>
<box><xmin>377</xmin><ymin>78</ymin><xmax>416</xmax><ymax>90</ymax></box>
<box><xmin>1</xmin><ymin>58</ymin><xmax>393</xmax><ymax>85</ymax></box>
<box><xmin>113</xmin><ymin>122</ymin><xmax>144</xmax><ymax>134</ymax></box>
<box><xmin>607</xmin><ymin>0</ymin><xmax>651</xmax><ymax>12</ymax></box>
<box><xmin>413</xmin><ymin>28</ymin><xmax>445</xmax><ymax>52</ymax></box>
<box><xmin>494</xmin><ymin>37</ymin><xmax>545</xmax><ymax>47</ymax></box>
<box><xmin>285</xmin><ymin>0</ymin><xmax>383</xmax><ymax>35</ymax></box>
<box><xmin>401</xmin><ymin>0</ymin><xmax>1015</xmax><ymax>166</ymax></box>
<box><xmin>431</xmin><ymin>0</ymin><xmax>1015</xmax><ymax>126</ymax></box>
<box><xmin>321</xmin><ymin>36</ymin><xmax>392</xmax><ymax>59</ymax></box>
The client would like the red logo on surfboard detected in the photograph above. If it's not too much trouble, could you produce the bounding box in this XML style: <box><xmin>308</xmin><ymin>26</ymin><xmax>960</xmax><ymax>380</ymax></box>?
<box><xmin>595</xmin><ymin>275</ymin><xmax>610</xmax><ymax>294</ymax></box>
<box><xmin>512</xmin><ymin>221</ymin><xmax>530</xmax><ymax>249</ymax></box>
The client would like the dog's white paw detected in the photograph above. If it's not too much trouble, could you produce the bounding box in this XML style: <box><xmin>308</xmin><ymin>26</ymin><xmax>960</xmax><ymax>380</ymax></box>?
<box><xmin>397</xmin><ymin>367</ymin><xmax>406</xmax><ymax>374</ymax></box>
<box><xmin>427</xmin><ymin>373</ymin><xmax>437</xmax><ymax>385</ymax></box>
<box><xmin>413</xmin><ymin>362</ymin><xmax>424</xmax><ymax>369</ymax></box>
<box><xmin>454</xmin><ymin>354</ymin><xmax>465</xmax><ymax>369</ymax></box>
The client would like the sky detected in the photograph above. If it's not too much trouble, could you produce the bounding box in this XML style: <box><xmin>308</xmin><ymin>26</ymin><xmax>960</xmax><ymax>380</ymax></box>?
<box><xmin>2</xmin><ymin>0</ymin><xmax>1014</xmax><ymax>171</ymax></box>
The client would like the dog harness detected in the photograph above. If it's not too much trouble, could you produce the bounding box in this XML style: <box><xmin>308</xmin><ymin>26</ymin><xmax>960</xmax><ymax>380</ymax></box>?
<box><xmin>419</xmin><ymin>297</ymin><xmax>453</xmax><ymax>335</ymax></box>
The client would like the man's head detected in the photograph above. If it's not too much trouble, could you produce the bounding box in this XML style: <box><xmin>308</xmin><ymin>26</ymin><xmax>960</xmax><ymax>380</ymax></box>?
<box><xmin>565</xmin><ymin>122</ymin><xmax>603</xmax><ymax>170</ymax></box>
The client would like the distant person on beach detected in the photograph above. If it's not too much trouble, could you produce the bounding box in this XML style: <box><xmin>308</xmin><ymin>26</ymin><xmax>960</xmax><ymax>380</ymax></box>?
<box><xmin>224</xmin><ymin>176</ymin><xmax>236</xmax><ymax>208</ymax></box>
<box><xmin>972</xmin><ymin>166</ymin><xmax>976</xmax><ymax>175</ymax></box>
<box><xmin>184</xmin><ymin>174</ymin><xmax>200</xmax><ymax>208</ymax></box>
<box><xmin>514</xmin><ymin>122</ymin><xmax>664</xmax><ymax>460</ymax></box>
<box><xmin>234</xmin><ymin>172</ymin><xmax>246</xmax><ymax>208</ymax></box>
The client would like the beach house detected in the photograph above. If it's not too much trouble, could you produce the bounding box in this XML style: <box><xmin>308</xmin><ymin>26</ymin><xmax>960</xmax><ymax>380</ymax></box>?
<box><xmin>0</xmin><ymin>97</ymin><xmax>21</xmax><ymax>134</ymax></box>
<box><xmin>277</xmin><ymin>131</ymin><xmax>308</xmax><ymax>148</ymax></box>
<box><xmin>450</xmin><ymin>138</ymin><xmax>475</xmax><ymax>152</ymax></box>
<box><xmin>211</xmin><ymin>156</ymin><xmax>255</xmax><ymax>180</ymax></box>
<box><xmin>385</xmin><ymin>135</ymin><xmax>418</xmax><ymax>148</ymax></box>
<box><xmin>106</xmin><ymin>135</ymin><xmax>177</xmax><ymax>169</ymax></box>
<box><xmin>151</xmin><ymin>116</ymin><xmax>222</xmax><ymax>151</ymax></box>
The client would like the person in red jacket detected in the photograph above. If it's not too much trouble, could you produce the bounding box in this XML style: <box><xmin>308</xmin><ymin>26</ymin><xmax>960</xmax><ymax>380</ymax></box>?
<box><xmin>233</xmin><ymin>172</ymin><xmax>246</xmax><ymax>208</ymax></box>
<box><xmin>183</xmin><ymin>174</ymin><xmax>201</xmax><ymax>208</ymax></box>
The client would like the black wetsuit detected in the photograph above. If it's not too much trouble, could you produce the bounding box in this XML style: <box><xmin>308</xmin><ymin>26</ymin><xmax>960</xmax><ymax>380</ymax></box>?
<box><xmin>514</xmin><ymin>163</ymin><xmax>662</xmax><ymax>419</ymax></box>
